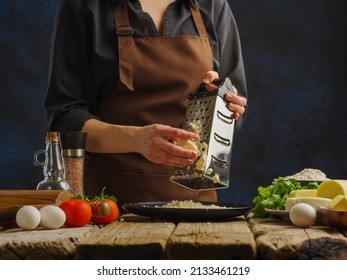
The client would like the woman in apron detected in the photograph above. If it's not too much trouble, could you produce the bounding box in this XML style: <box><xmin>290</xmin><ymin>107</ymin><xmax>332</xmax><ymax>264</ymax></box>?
<box><xmin>45</xmin><ymin>0</ymin><xmax>247</xmax><ymax>205</ymax></box>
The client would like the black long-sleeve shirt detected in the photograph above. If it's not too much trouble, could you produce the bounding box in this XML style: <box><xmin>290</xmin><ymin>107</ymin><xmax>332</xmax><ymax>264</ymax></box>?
<box><xmin>45</xmin><ymin>0</ymin><xmax>247</xmax><ymax>131</ymax></box>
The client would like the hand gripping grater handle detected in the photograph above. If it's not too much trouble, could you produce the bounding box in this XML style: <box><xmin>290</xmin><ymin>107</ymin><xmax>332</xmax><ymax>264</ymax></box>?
<box><xmin>170</xmin><ymin>77</ymin><xmax>235</xmax><ymax>190</ymax></box>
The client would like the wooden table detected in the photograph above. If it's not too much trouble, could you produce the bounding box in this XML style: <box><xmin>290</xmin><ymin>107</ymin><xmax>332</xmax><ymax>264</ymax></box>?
<box><xmin>1</xmin><ymin>214</ymin><xmax>347</xmax><ymax>260</ymax></box>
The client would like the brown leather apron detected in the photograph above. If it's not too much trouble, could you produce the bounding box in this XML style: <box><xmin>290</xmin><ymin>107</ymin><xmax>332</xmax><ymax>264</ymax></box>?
<box><xmin>84</xmin><ymin>0</ymin><xmax>217</xmax><ymax>205</ymax></box>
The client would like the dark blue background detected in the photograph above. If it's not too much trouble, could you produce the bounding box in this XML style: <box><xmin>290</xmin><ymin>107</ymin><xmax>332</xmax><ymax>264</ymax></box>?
<box><xmin>1</xmin><ymin>1</ymin><xmax>346</xmax><ymax>204</ymax></box>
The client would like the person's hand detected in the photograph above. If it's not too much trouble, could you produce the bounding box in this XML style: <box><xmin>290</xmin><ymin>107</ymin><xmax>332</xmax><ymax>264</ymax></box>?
<box><xmin>136</xmin><ymin>124</ymin><xmax>199</xmax><ymax>167</ymax></box>
<box><xmin>202</xmin><ymin>71</ymin><xmax>247</xmax><ymax>120</ymax></box>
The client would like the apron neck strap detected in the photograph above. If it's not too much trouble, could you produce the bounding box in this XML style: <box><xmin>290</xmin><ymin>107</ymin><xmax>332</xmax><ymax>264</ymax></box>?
<box><xmin>114</xmin><ymin>1</ymin><xmax>132</xmax><ymax>34</ymax></box>
<box><xmin>188</xmin><ymin>0</ymin><xmax>208</xmax><ymax>39</ymax></box>
<box><xmin>114</xmin><ymin>0</ymin><xmax>134</xmax><ymax>91</ymax></box>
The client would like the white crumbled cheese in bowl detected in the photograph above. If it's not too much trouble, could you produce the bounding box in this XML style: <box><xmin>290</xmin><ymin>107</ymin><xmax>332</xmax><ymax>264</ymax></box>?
<box><xmin>283</xmin><ymin>168</ymin><xmax>328</xmax><ymax>181</ymax></box>
<box><xmin>160</xmin><ymin>200</ymin><xmax>228</xmax><ymax>209</ymax></box>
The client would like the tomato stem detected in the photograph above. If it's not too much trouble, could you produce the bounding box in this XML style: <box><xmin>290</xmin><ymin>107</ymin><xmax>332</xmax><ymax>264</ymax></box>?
<box><xmin>100</xmin><ymin>186</ymin><xmax>107</xmax><ymax>200</ymax></box>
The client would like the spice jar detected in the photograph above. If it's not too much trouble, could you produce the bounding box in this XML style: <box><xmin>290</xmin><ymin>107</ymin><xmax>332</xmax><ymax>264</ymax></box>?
<box><xmin>60</xmin><ymin>132</ymin><xmax>87</xmax><ymax>197</ymax></box>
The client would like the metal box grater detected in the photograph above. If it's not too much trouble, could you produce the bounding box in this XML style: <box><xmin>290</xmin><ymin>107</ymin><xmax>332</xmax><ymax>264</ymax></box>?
<box><xmin>170</xmin><ymin>77</ymin><xmax>235</xmax><ymax>190</ymax></box>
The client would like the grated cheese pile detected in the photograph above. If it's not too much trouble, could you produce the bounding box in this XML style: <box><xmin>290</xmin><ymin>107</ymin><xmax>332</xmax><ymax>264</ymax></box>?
<box><xmin>160</xmin><ymin>200</ymin><xmax>228</xmax><ymax>209</ymax></box>
<box><xmin>283</xmin><ymin>168</ymin><xmax>328</xmax><ymax>181</ymax></box>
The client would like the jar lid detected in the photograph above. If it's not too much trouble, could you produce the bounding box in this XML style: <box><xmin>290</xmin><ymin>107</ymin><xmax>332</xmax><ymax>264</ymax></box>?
<box><xmin>60</xmin><ymin>131</ymin><xmax>87</xmax><ymax>150</ymax></box>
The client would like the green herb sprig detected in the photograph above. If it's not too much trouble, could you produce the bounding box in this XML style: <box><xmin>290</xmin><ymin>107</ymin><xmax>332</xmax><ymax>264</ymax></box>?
<box><xmin>252</xmin><ymin>177</ymin><xmax>319</xmax><ymax>218</ymax></box>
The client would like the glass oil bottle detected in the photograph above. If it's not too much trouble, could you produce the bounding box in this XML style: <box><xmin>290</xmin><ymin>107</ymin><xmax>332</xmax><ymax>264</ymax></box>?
<box><xmin>34</xmin><ymin>132</ymin><xmax>71</xmax><ymax>192</ymax></box>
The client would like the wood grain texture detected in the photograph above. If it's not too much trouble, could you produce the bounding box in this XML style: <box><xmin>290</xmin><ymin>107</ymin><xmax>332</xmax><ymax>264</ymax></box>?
<box><xmin>0</xmin><ymin>190</ymin><xmax>73</xmax><ymax>207</ymax></box>
<box><xmin>76</xmin><ymin>215</ymin><xmax>176</xmax><ymax>260</ymax></box>
<box><xmin>249</xmin><ymin>218</ymin><xmax>347</xmax><ymax>259</ymax></box>
<box><xmin>0</xmin><ymin>224</ymin><xmax>98</xmax><ymax>260</ymax></box>
<box><xmin>166</xmin><ymin>217</ymin><xmax>256</xmax><ymax>259</ymax></box>
<box><xmin>3</xmin><ymin>214</ymin><xmax>347</xmax><ymax>260</ymax></box>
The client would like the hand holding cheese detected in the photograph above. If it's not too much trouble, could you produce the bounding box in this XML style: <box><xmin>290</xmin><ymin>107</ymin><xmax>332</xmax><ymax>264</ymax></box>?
<box><xmin>175</xmin><ymin>139</ymin><xmax>199</xmax><ymax>154</ymax></box>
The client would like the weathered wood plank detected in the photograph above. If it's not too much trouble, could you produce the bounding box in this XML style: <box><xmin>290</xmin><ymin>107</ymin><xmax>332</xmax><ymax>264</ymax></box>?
<box><xmin>249</xmin><ymin>218</ymin><xmax>347</xmax><ymax>260</ymax></box>
<box><xmin>166</xmin><ymin>217</ymin><xmax>256</xmax><ymax>259</ymax></box>
<box><xmin>0</xmin><ymin>224</ymin><xmax>98</xmax><ymax>260</ymax></box>
<box><xmin>76</xmin><ymin>215</ymin><xmax>176</xmax><ymax>260</ymax></box>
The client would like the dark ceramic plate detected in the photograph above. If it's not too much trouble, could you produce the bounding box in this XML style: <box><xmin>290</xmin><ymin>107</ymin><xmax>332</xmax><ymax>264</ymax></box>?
<box><xmin>122</xmin><ymin>201</ymin><xmax>253</xmax><ymax>222</ymax></box>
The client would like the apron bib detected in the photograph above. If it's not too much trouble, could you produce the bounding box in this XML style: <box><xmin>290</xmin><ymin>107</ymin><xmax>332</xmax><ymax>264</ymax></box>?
<box><xmin>84</xmin><ymin>0</ymin><xmax>217</xmax><ymax>204</ymax></box>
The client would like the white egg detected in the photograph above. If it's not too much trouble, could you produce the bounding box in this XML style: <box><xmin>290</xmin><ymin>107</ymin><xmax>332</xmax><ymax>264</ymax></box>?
<box><xmin>289</xmin><ymin>203</ymin><xmax>316</xmax><ymax>227</ymax></box>
<box><xmin>39</xmin><ymin>205</ymin><xmax>66</xmax><ymax>229</ymax></box>
<box><xmin>16</xmin><ymin>205</ymin><xmax>41</xmax><ymax>230</ymax></box>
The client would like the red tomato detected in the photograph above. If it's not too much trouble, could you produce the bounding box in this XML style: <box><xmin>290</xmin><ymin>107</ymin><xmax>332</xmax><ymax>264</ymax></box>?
<box><xmin>90</xmin><ymin>198</ymin><xmax>119</xmax><ymax>225</ymax></box>
<box><xmin>59</xmin><ymin>199</ymin><xmax>92</xmax><ymax>227</ymax></box>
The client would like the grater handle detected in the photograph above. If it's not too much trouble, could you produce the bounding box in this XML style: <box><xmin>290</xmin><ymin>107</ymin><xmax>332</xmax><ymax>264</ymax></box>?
<box><xmin>217</xmin><ymin>77</ymin><xmax>234</xmax><ymax>99</ymax></box>
<box><xmin>211</xmin><ymin>78</ymin><xmax>225</xmax><ymax>87</ymax></box>
<box><xmin>195</xmin><ymin>78</ymin><xmax>225</xmax><ymax>93</ymax></box>
<box><xmin>189</xmin><ymin>77</ymin><xmax>233</xmax><ymax>100</ymax></box>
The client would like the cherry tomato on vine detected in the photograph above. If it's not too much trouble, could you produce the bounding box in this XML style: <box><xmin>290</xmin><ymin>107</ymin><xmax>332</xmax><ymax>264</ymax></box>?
<box><xmin>59</xmin><ymin>199</ymin><xmax>92</xmax><ymax>227</ymax></box>
<box><xmin>90</xmin><ymin>198</ymin><xmax>119</xmax><ymax>225</ymax></box>
<box><xmin>88</xmin><ymin>187</ymin><xmax>119</xmax><ymax>225</ymax></box>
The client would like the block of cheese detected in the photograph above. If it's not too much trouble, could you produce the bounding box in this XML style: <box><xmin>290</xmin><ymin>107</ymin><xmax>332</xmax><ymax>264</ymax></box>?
<box><xmin>285</xmin><ymin>197</ymin><xmax>332</xmax><ymax>211</ymax></box>
<box><xmin>316</xmin><ymin>180</ymin><xmax>347</xmax><ymax>199</ymax></box>
<box><xmin>195</xmin><ymin>152</ymin><xmax>207</xmax><ymax>171</ymax></box>
<box><xmin>289</xmin><ymin>189</ymin><xmax>317</xmax><ymax>197</ymax></box>
<box><xmin>176</xmin><ymin>139</ymin><xmax>199</xmax><ymax>153</ymax></box>
<box><xmin>328</xmin><ymin>194</ymin><xmax>347</xmax><ymax>211</ymax></box>
<box><xmin>195</xmin><ymin>142</ymin><xmax>208</xmax><ymax>171</ymax></box>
